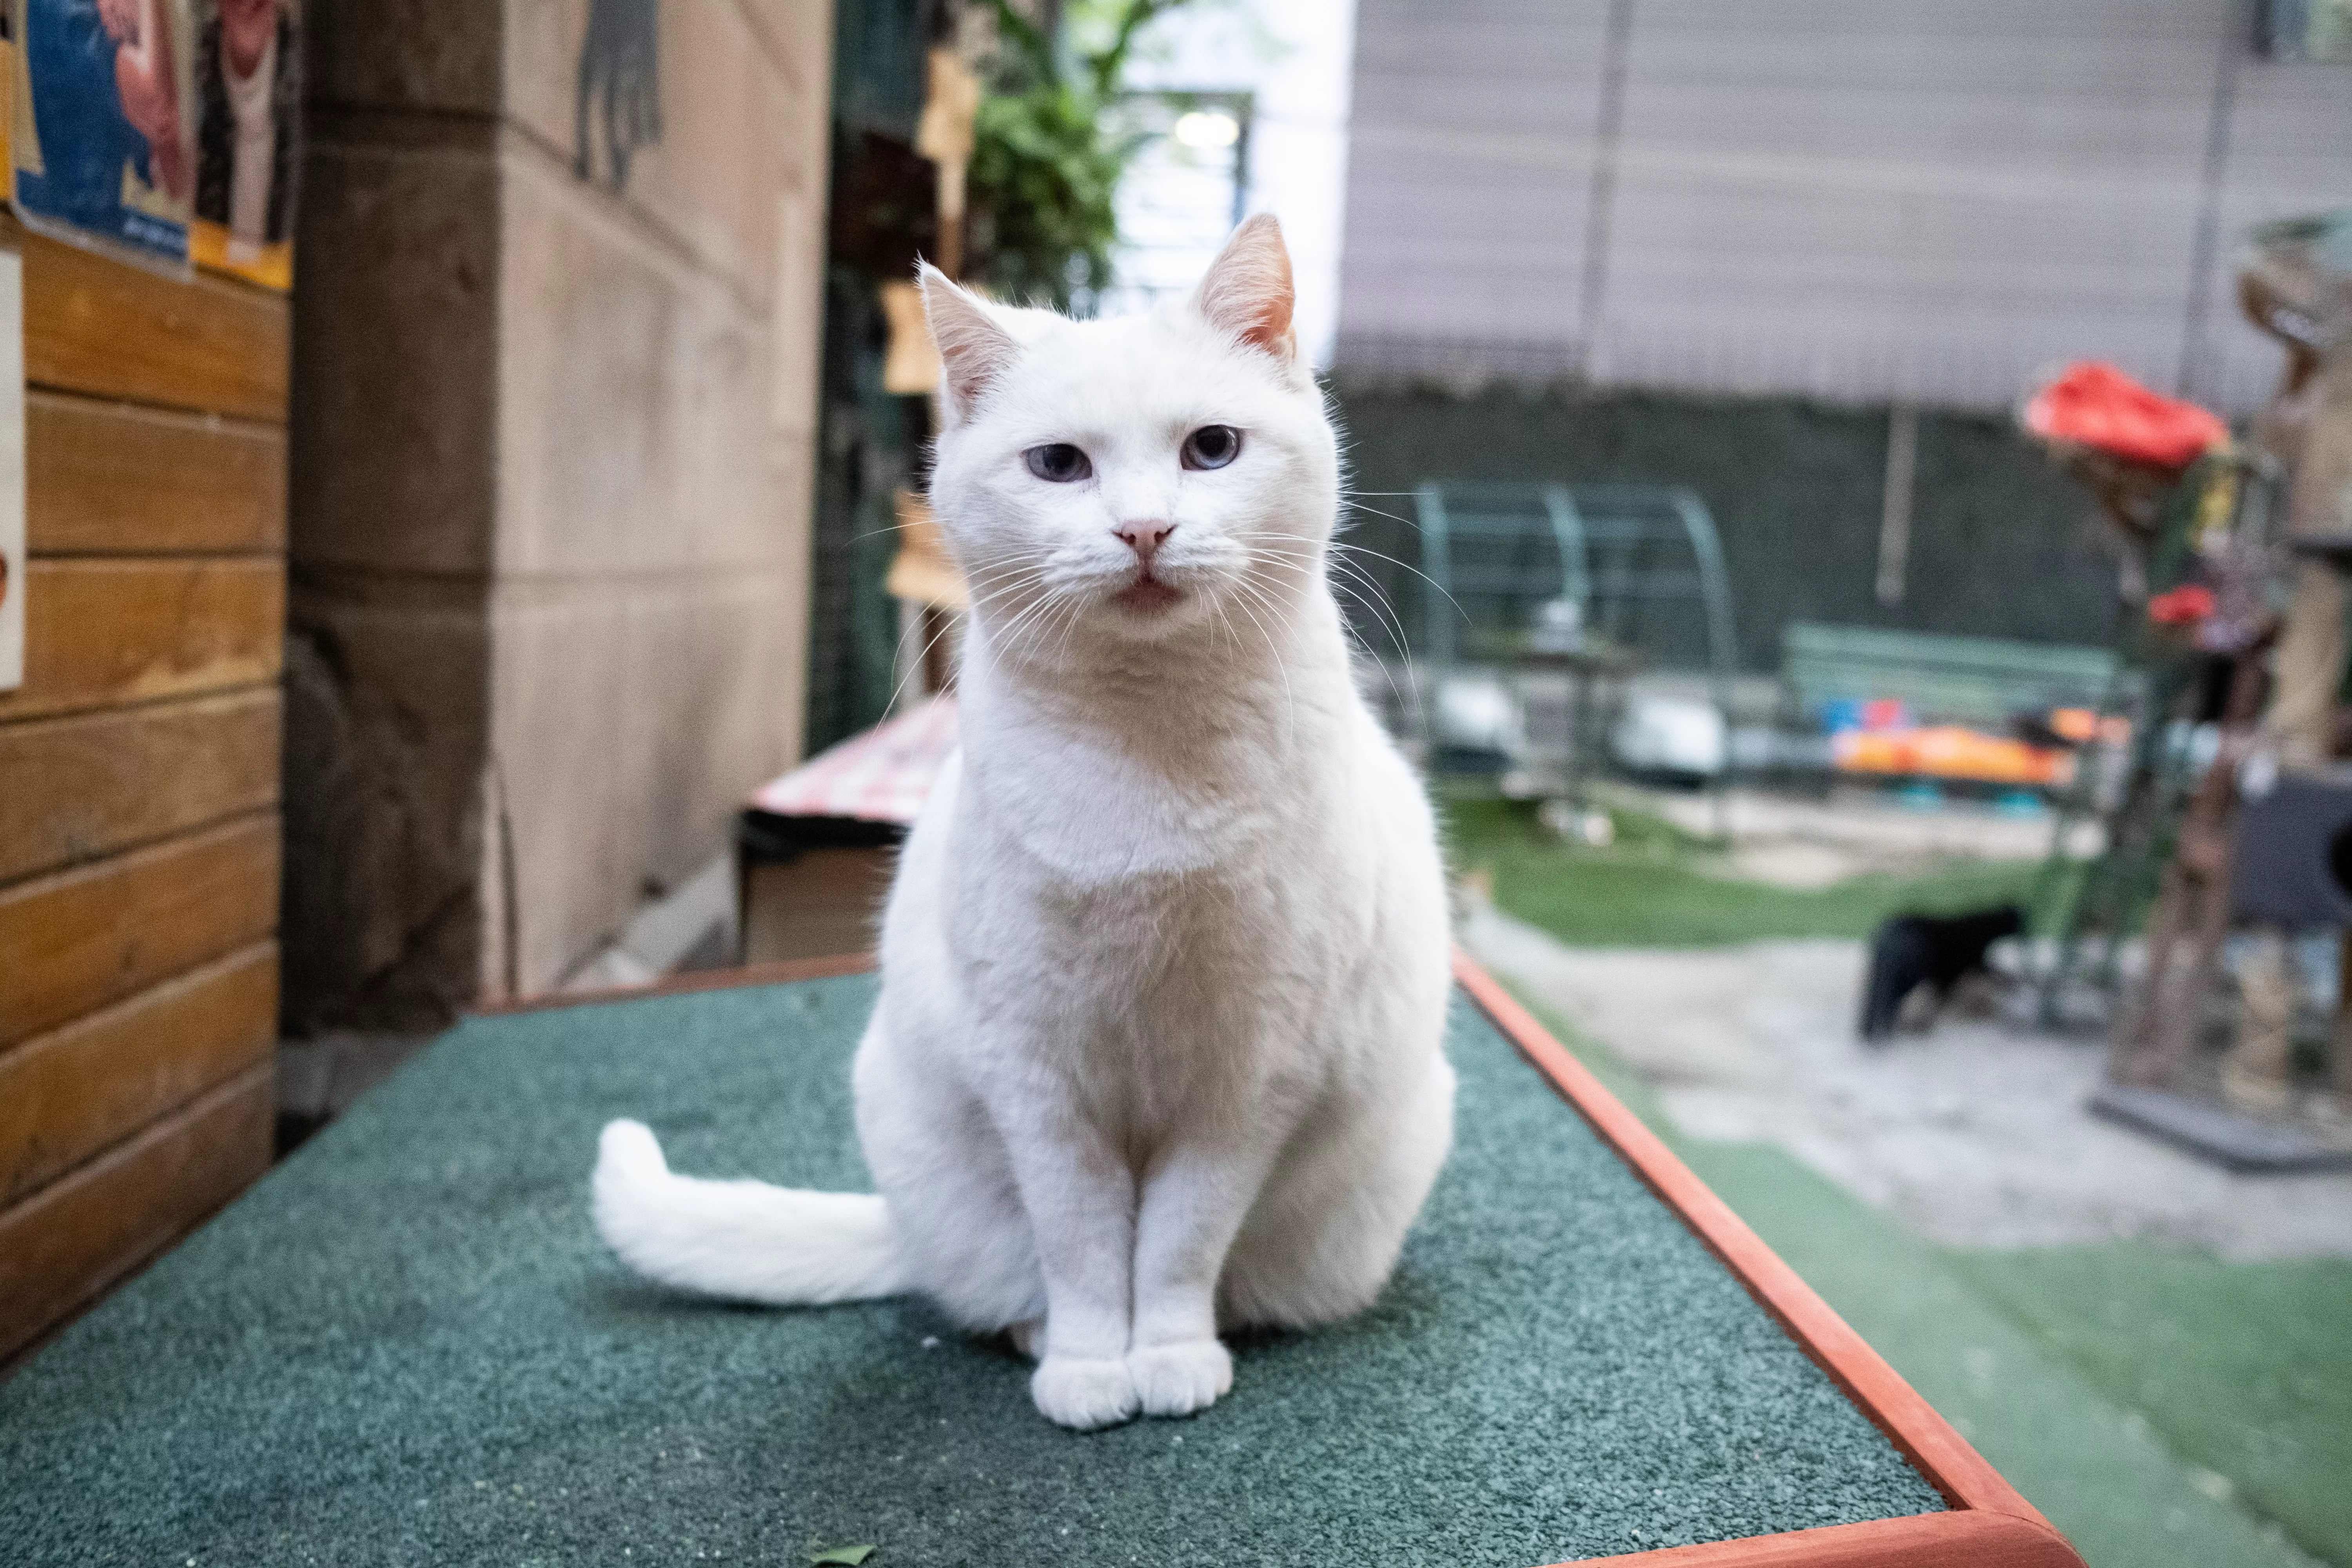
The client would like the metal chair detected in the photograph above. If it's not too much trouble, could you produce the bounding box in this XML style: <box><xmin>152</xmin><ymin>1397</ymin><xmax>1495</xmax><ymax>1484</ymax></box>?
<box><xmin>1412</xmin><ymin>481</ymin><xmax>1739</xmax><ymax>818</ymax></box>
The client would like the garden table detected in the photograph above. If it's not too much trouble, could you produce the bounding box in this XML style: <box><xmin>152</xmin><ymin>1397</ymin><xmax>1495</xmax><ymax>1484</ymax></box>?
<box><xmin>0</xmin><ymin>953</ymin><xmax>2084</xmax><ymax>1568</ymax></box>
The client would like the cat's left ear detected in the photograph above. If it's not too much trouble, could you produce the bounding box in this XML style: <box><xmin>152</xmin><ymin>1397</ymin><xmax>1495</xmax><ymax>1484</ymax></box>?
<box><xmin>1193</xmin><ymin>214</ymin><xmax>1301</xmax><ymax>378</ymax></box>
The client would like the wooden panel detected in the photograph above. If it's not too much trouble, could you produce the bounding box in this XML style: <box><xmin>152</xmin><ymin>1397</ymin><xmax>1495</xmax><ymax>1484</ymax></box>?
<box><xmin>744</xmin><ymin>850</ymin><xmax>895</xmax><ymax>966</ymax></box>
<box><xmin>0</xmin><ymin>814</ymin><xmax>279</xmax><ymax>1049</ymax></box>
<box><xmin>0</xmin><ymin>944</ymin><xmax>274</xmax><ymax>1206</ymax></box>
<box><xmin>0</xmin><ymin>1064</ymin><xmax>271</xmax><ymax>1363</ymax></box>
<box><xmin>4</xmin><ymin>213</ymin><xmax>290</xmax><ymax>422</ymax></box>
<box><xmin>0</xmin><ymin>557</ymin><xmax>283</xmax><ymax>722</ymax></box>
<box><xmin>27</xmin><ymin>391</ymin><xmax>287</xmax><ymax>555</ymax></box>
<box><xmin>475</xmin><ymin>949</ymin><xmax>878</xmax><ymax>1016</ymax></box>
<box><xmin>0</xmin><ymin>688</ymin><xmax>280</xmax><ymax>885</ymax></box>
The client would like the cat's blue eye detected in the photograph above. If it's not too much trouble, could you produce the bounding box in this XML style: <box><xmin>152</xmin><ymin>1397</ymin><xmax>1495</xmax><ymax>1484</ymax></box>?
<box><xmin>1024</xmin><ymin>443</ymin><xmax>1092</xmax><ymax>483</ymax></box>
<box><xmin>1181</xmin><ymin>425</ymin><xmax>1241</xmax><ymax>471</ymax></box>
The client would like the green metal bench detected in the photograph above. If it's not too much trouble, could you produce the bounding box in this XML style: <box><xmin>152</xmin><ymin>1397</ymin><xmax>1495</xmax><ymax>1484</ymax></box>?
<box><xmin>1781</xmin><ymin>622</ymin><xmax>2122</xmax><ymax>728</ymax></box>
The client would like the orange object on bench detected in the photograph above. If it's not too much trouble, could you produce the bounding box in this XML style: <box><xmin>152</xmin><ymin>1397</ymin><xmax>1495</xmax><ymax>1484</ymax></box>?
<box><xmin>1832</xmin><ymin>725</ymin><xmax>2073</xmax><ymax>787</ymax></box>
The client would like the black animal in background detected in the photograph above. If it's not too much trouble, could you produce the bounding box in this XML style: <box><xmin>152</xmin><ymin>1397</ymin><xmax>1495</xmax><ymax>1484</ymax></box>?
<box><xmin>1857</xmin><ymin>904</ymin><xmax>2024</xmax><ymax>1042</ymax></box>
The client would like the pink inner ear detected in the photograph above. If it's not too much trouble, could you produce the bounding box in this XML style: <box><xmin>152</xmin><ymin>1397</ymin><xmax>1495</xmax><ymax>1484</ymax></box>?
<box><xmin>920</xmin><ymin>265</ymin><xmax>1018</xmax><ymax>411</ymax></box>
<box><xmin>1198</xmin><ymin>219</ymin><xmax>1296</xmax><ymax>356</ymax></box>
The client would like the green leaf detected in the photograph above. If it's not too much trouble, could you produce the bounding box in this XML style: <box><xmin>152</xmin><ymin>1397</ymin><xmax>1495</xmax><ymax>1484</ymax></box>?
<box><xmin>807</xmin><ymin>1548</ymin><xmax>876</xmax><ymax>1567</ymax></box>
<box><xmin>967</xmin><ymin>0</ymin><xmax>1205</xmax><ymax>310</ymax></box>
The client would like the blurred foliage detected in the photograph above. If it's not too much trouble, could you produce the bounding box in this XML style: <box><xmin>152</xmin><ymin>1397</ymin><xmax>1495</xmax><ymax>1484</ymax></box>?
<box><xmin>969</xmin><ymin>0</ymin><xmax>1191</xmax><ymax>311</ymax></box>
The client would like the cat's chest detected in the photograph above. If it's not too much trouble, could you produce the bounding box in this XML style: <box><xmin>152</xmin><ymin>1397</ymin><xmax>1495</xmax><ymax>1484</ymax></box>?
<box><xmin>966</xmin><ymin>728</ymin><xmax>1317</xmax><ymax>887</ymax></box>
<box><xmin>950</xmin><ymin>798</ymin><xmax>1373</xmax><ymax>1028</ymax></box>
<box><xmin>942</xmin><ymin>738</ymin><xmax>1361</xmax><ymax>965</ymax></box>
<box><xmin>970</xmin><ymin>866</ymin><xmax>1354</xmax><ymax>1078</ymax></box>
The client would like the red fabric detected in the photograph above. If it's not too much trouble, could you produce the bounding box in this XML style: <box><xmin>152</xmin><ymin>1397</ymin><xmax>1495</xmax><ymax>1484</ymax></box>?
<box><xmin>2022</xmin><ymin>361</ymin><xmax>2227</xmax><ymax>469</ymax></box>
<box><xmin>750</xmin><ymin>695</ymin><xmax>957</xmax><ymax>824</ymax></box>
<box><xmin>2148</xmin><ymin>584</ymin><xmax>2216</xmax><ymax>626</ymax></box>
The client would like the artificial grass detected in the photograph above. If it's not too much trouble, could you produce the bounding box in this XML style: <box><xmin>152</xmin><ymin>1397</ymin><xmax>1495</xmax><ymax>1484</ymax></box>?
<box><xmin>1944</xmin><ymin>1248</ymin><xmax>2352</xmax><ymax>1568</ymax></box>
<box><xmin>1443</xmin><ymin>793</ymin><xmax>2042</xmax><ymax>949</ymax></box>
<box><xmin>1689</xmin><ymin>1147</ymin><xmax>2322</xmax><ymax>1568</ymax></box>
<box><xmin>1496</xmin><ymin>981</ymin><xmax>2332</xmax><ymax>1568</ymax></box>
<box><xmin>0</xmin><ymin>975</ymin><xmax>1942</xmax><ymax>1567</ymax></box>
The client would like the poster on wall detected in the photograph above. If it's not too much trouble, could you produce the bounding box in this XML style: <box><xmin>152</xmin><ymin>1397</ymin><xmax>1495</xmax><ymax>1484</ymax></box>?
<box><xmin>188</xmin><ymin>0</ymin><xmax>297</xmax><ymax>290</ymax></box>
<box><xmin>9</xmin><ymin>0</ymin><xmax>199</xmax><ymax>267</ymax></box>
<box><xmin>1</xmin><ymin>7</ymin><xmax>15</xmax><ymax>170</ymax></box>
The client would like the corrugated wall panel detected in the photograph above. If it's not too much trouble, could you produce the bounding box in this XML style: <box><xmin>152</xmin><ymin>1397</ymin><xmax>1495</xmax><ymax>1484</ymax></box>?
<box><xmin>2198</xmin><ymin>56</ymin><xmax>2352</xmax><ymax>412</ymax></box>
<box><xmin>1339</xmin><ymin>0</ymin><xmax>1614</xmax><ymax>376</ymax></box>
<box><xmin>1336</xmin><ymin>0</ymin><xmax>2352</xmax><ymax>413</ymax></box>
<box><xmin>1594</xmin><ymin>1</ymin><xmax>2218</xmax><ymax>408</ymax></box>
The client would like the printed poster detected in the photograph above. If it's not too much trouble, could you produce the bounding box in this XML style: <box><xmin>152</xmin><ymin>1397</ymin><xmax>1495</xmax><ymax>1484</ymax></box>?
<box><xmin>10</xmin><ymin>0</ymin><xmax>199</xmax><ymax>265</ymax></box>
<box><xmin>188</xmin><ymin>0</ymin><xmax>297</xmax><ymax>290</ymax></box>
<box><xmin>2</xmin><ymin>5</ymin><xmax>14</xmax><ymax>172</ymax></box>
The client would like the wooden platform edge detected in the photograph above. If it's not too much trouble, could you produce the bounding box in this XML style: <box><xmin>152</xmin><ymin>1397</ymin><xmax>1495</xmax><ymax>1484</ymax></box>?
<box><xmin>469</xmin><ymin>951</ymin><xmax>879</xmax><ymax>1017</ymax></box>
<box><xmin>1450</xmin><ymin>949</ymin><xmax>2086</xmax><ymax>1568</ymax></box>
<box><xmin>1570</xmin><ymin>1509</ymin><xmax>2084</xmax><ymax>1568</ymax></box>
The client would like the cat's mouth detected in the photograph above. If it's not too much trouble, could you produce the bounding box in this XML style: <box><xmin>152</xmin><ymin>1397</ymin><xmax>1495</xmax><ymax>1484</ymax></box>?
<box><xmin>1113</xmin><ymin>573</ymin><xmax>1182</xmax><ymax>612</ymax></box>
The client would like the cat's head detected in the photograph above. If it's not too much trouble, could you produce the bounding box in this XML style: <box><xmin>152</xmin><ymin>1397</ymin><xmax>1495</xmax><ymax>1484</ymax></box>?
<box><xmin>920</xmin><ymin>216</ymin><xmax>1338</xmax><ymax>656</ymax></box>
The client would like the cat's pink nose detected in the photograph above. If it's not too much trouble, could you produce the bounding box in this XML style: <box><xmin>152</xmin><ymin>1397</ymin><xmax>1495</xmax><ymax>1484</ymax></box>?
<box><xmin>1114</xmin><ymin>521</ymin><xmax>1175</xmax><ymax>564</ymax></box>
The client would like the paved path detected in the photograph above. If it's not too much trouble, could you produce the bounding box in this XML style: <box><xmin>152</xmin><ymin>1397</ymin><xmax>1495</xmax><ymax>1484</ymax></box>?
<box><xmin>1463</xmin><ymin>906</ymin><xmax>2352</xmax><ymax>1260</ymax></box>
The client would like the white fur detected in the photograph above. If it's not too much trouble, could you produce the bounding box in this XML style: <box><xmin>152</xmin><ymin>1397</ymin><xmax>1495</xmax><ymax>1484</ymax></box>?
<box><xmin>592</xmin><ymin>1120</ymin><xmax>909</xmax><ymax>1303</ymax></box>
<box><xmin>593</xmin><ymin>217</ymin><xmax>1454</xmax><ymax>1429</ymax></box>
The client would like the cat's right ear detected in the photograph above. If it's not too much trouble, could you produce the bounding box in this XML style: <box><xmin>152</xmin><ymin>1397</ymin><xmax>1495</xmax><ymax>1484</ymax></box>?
<box><xmin>1193</xmin><ymin>214</ymin><xmax>1299</xmax><ymax>374</ymax></box>
<box><xmin>918</xmin><ymin>263</ymin><xmax>1019</xmax><ymax>424</ymax></box>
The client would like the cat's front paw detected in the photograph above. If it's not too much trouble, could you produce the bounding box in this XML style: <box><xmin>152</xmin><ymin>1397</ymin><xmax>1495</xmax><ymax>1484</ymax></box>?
<box><xmin>1031</xmin><ymin>1356</ymin><xmax>1138</xmax><ymax>1430</ymax></box>
<box><xmin>1127</xmin><ymin>1338</ymin><xmax>1232</xmax><ymax>1418</ymax></box>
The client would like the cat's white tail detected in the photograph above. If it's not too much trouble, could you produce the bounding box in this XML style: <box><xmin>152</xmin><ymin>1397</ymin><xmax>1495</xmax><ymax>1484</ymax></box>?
<box><xmin>591</xmin><ymin>1120</ymin><xmax>911</xmax><ymax>1304</ymax></box>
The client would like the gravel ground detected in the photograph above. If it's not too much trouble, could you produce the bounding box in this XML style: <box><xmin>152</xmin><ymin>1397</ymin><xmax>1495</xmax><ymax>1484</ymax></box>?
<box><xmin>1462</xmin><ymin>904</ymin><xmax>2352</xmax><ymax>1261</ymax></box>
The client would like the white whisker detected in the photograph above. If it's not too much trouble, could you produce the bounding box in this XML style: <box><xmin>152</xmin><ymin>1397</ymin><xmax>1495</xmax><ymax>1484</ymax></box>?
<box><xmin>1336</xmin><ymin>499</ymin><xmax>1420</xmax><ymax>530</ymax></box>
<box><xmin>878</xmin><ymin>602</ymin><xmax>971</xmax><ymax>717</ymax></box>
<box><xmin>1327</xmin><ymin>538</ymin><xmax>1471</xmax><ymax>633</ymax></box>
<box><xmin>1220</xmin><ymin>572</ymin><xmax>1300</xmax><ymax>750</ymax></box>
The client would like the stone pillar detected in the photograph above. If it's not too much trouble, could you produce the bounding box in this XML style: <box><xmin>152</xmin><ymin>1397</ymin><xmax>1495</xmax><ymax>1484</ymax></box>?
<box><xmin>285</xmin><ymin>0</ymin><xmax>833</xmax><ymax>1032</ymax></box>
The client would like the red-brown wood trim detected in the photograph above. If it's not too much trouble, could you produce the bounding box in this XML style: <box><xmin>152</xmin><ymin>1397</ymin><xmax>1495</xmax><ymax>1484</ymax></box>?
<box><xmin>471</xmin><ymin>952</ymin><xmax>878</xmax><ymax>1017</ymax></box>
<box><xmin>1453</xmin><ymin>949</ymin><xmax>2073</xmax><ymax>1559</ymax></box>
<box><xmin>1564</xmin><ymin>1508</ymin><xmax>2082</xmax><ymax>1568</ymax></box>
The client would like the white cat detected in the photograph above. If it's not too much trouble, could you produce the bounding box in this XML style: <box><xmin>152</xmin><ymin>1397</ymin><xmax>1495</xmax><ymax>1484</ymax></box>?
<box><xmin>592</xmin><ymin>216</ymin><xmax>1455</xmax><ymax>1430</ymax></box>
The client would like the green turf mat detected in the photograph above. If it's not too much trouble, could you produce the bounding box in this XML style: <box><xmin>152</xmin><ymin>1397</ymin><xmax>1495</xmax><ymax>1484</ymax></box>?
<box><xmin>1</xmin><ymin>976</ymin><xmax>1942</xmax><ymax>1566</ymax></box>
<box><xmin>1490</xmin><ymin>979</ymin><xmax>2327</xmax><ymax>1568</ymax></box>
<box><xmin>1681</xmin><ymin>1145</ymin><xmax>2318</xmax><ymax>1568</ymax></box>
<box><xmin>1942</xmin><ymin>1246</ymin><xmax>2352</xmax><ymax>1567</ymax></box>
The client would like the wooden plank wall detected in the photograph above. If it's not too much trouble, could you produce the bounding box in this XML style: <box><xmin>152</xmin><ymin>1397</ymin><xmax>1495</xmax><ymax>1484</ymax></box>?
<box><xmin>0</xmin><ymin>213</ymin><xmax>289</xmax><ymax>1363</ymax></box>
